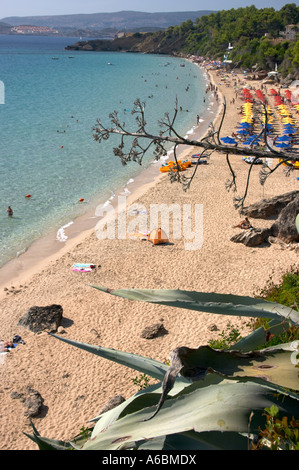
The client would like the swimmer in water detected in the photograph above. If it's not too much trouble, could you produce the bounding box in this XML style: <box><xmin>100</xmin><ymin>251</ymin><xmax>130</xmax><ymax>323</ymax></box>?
<box><xmin>7</xmin><ymin>206</ymin><xmax>13</xmax><ymax>216</ymax></box>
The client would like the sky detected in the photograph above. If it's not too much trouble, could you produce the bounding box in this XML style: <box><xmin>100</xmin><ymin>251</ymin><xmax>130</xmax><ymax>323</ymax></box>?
<box><xmin>0</xmin><ymin>0</ymin><xmax>297</xmax><ymax>19</ymax></box>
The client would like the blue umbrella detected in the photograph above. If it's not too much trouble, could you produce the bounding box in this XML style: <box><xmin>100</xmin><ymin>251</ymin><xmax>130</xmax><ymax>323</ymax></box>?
<box><xmin>275</xmin><ymin>142</ymin><xmax>292</xmax><ymax>148</ymax></box>
<box><xmin>237</xmin><ymin>122</ymin><xmax>252</xmax><ymax>128</ymax></box>
<box><xmin>237</xmin><ymin>129</ymin><xmax>250</xmax><ymax>135</ymax></box>
<box><xmin>283</xmin><ymin>126</ymin><xmax>297</xmax><ymax>133</ymax></box>
<box><xmin>261</xmin><ymin>124</ymin><xmax>274</xmax><ymax>131</ymax></box>
<box><xmin>276</xmin><ymin>135</ymin><xmax>292</xmax><ymax>142</ymax></box>
<box><xmin>243</xmin><ymin>137</ymin><xmax>260</xmax><ymax>145</ymax></box>
<box><xmin>221</xmin><ymin>136</ymin><xmax>238</xmax><ymax>144</ymax></box>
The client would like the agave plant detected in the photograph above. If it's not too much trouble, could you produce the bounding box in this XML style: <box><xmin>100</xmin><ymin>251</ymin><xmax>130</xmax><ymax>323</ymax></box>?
<box><xmin>27</xmin><ymin>288</ymin><xmax>299</xmax><ymax>450</ymax></box>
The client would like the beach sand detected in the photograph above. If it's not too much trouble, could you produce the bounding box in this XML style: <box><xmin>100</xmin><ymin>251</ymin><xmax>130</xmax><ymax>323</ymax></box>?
<box><xmin>0</xmin><ymin>68</ymin><xmax>298</xmax><ymax>450</ymax></box>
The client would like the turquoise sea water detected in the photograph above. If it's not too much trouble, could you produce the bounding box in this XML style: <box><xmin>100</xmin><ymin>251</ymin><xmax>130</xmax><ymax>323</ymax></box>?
<box><xmin>0</xmin><ymin>36</ymin><xmax>210</xmax><ymax>267</ymax></box>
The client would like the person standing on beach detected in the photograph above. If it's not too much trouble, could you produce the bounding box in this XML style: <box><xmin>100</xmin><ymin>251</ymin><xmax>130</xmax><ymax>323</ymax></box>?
<box><xmin>7</xmin><ymin>206</ymin><xmax>13</xmax><ymax>216</ymax></box>
<box><xmin>196</xmin><ymin>115</ymin><xmax>200</xmax><ymax>125</ymax></box>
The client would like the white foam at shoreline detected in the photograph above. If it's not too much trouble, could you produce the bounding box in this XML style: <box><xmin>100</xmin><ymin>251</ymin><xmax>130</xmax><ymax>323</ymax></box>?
<box><xmin>16</xmin><ymin>247</ymin><xmax>27</xmax><ymax>258</ymax></box>
<box><xmin>56</xmin><ymin>221</ymin><xmax>74</xmax><ymax>242</ymax></box>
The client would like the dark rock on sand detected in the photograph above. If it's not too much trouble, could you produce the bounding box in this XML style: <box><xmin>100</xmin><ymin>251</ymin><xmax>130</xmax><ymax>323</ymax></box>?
<box><xmin>271</xmin><ymin>195</ymin><xmax>299</xmax><ymax>243</ymax></box>
<box><xmin>11</xmin><ymin>386</ymin><xmax>45</xmax><ymax>418</ymax></box>
<box><xmin>141</xmin><ymin>323</ymin><xmax>168</xmax><ymax>339</ymax></box>
<box><xmin>230</xmin><ymin>228</ymin><xmax>272</xmax><ymax>246</ymax></box>
<box><xmin>17</xmin><ymin>304</ymin><xmax>63</xmax><ymax>333</ymax></box>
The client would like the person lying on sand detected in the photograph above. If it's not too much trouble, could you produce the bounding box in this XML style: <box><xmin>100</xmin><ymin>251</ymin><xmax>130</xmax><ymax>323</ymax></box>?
<box><xmin>0</xmin><ymin>340</ymin><xmax>15</xmax><ymax>352</ymax></box>
<box><xmin>233</xmin><ymin>217</ymin><xmax>253</xmax><ymax>230</ymax></box>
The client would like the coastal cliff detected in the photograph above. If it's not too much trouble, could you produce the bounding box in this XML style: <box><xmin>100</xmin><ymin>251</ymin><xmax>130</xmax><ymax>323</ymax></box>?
<box><xmin>65</xmin><ymin>31</ymin><xmax>185</xmax><ymax>55</ymax></box>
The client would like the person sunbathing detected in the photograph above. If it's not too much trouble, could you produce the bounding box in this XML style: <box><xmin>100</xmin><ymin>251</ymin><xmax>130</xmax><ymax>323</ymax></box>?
<box><xmin>0</xmin><ymin>340</ymin><xmax>15</xmax><ymax>352</ymax></box>
<box><xmin>233</xmin><ymin>217</ymin><xmax>252</xmax><ymax>229</ymax></box>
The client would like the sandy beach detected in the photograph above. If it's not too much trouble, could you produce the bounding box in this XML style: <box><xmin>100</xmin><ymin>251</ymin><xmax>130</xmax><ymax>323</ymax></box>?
<box><xmin>0</xmin><ymin>67</ymin><xmax>298</xmax><ymax>451</ymax></box>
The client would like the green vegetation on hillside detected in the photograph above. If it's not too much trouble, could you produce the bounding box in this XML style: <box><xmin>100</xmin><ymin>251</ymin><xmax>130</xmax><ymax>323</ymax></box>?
<box><xmin>67</xmin><ymin>4</ymin><xmax>299</xmax><ymax>76</ymax></box>
<box><xmin>160</xmin><ymin>3</ymin><xmax>299</xmax><ymax>74</ymax></box>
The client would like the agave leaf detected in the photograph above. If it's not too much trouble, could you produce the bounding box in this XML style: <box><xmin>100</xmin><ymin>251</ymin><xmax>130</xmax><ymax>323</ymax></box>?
<box><xmin>91</xmin><ymin>372</ymin><xmax>227</xmax><ymax>439</ymax></box>
<box><xmin>145</xmin><ymin>342</ymin><xmax>299</xmax><ymax>420</ymax></box>
<box><xmin>23</xmin><ymin>432</ymin><xmax>76</xmax><ymax>450</ymax></box>
<box><xmin>122</xmin><ymin>430</ymin><xmax>253</xmax><ymax>450</ymax></box>
<box><xmin>91</xmin><ymin>286</ymin><xmax>299</xmax><ymax>324</ymax></box>
<box><xmin>49</xmin><ymin>333</ymin><xmax>169</xmax><ymax>381</ymax></box>
<box><xmin>83</xmin><ymin>377</ymin><xmax>299</xmax><ymax>450</ymax></box>
<box><xmin>173</xmin><ymin>343</ymin><xmax>299</xmax><ymax>388</ymax></box>
<box><xmin>24</xmin><ymin>421</ymin><xmax>77</xmax><ymax>450</ymax></box>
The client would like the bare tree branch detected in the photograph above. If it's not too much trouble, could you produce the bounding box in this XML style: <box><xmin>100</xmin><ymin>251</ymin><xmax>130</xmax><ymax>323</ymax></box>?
<box><xmin>93</xmin><ymin>98</ymin><xmax>299</xmax><ymax>209</ymax></box>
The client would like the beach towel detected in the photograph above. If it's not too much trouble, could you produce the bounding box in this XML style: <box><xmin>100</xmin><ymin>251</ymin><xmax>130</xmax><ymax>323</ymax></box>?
<box><xmin>72</xmin><ymin>263</ymin><xmax>96</xmax><ymax>268</ymax></box>
<box><xmin>72</xmin><ymin>267</ymin><xmax>94</xmax><ymax>273</ymax></box>
<box><xmin>71</xmin><ymin>263</ymin><xmax>97</xmax><ymax>273</ymax></box>
<box><xmin>128</xmin><ymin>231</ymin><xmax>150</xmax><ymax>240</ymax></box>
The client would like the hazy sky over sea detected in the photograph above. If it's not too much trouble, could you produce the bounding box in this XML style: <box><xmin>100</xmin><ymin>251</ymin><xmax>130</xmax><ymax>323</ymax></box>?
<box><xmin>0</xmin><ymin>0</ymin><xmax>296</xmax><ymax>18</ymax></box>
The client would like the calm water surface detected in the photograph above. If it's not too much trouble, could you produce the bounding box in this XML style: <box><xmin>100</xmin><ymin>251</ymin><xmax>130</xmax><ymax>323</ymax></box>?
<box><xmin>0</xmin><ymin>35</ymin><xmax>211</xmax><ymax>266</ymax></box>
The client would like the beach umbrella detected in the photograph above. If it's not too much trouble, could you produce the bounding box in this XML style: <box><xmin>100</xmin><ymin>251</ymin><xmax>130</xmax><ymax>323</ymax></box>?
<box><xmin>283</xmin><ymin>123</ymin><xmax>296</xmax><ymax>128</ymax></box>
<box><xmin>237</xmin><ymin>122</ymin><xmax>252</xmax><ymax>128</ymax></box>
<box><xmin>221</xmin><ymin>136</ymin><xmax>238</xmax><ymax>144</ymax></box>
<box><xmin>243</xmin><ymin>139</ymin><xmax>260</xmax><ymax>145</ymax></box>
<box><xmin>237</xmin><ymin>129</ymin><xmax>251</xmax><ymax>135</ymax></box>
<box><xmin>283</xmin><ymin>127</ymin><xmax>297</xmax><ymax>134</ymax></box>
<box><xmin>275</xmin><ymin>142</ymin><xmax>292</xmax><ymax>148</ymax></box>
<box><xmin>276</xmin><ymin>135</ymin><xmax>292</xmax><ymax>142</ymax></box>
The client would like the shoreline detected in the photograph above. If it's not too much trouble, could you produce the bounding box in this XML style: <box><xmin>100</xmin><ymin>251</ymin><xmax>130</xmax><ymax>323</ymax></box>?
<box><xmin>0</xmin><ymin>68</ymin><xmax>218</xmax><ymax>295</ymax></box>
<box><xmin>1</xmin><ymin>67</ymin><xmax>298</xmax><ymax>451</ymax></box>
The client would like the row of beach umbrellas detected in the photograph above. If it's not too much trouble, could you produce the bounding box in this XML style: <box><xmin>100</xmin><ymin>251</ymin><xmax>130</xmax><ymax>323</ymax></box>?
<box><xmin>220</xmin><ymin>86</ymin><xmax>298</xmax><ymax>154</ymax></box>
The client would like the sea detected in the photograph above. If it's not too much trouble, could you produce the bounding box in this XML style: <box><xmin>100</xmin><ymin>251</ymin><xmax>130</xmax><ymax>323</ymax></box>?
<box><xmin>0</xmin><ymin>35</ymin><xmax>214</xmax><ymax>268</ymax></box>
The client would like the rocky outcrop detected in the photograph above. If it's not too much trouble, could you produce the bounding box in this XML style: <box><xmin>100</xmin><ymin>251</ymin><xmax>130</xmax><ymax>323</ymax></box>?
<box><xmin>17</xmin><ymin>304</ymin><xmax>63</xmax><ymax>333</ymax></box>
<box><xmin>231</xmin><ymin>228</ymin><xmax>272</xmax><ymax>246</ymax></box>
<box><xmin>271</xmin><ymin>195</ymin><xmax>299</xmax><ymax>243</ymax></box>
<box><xmin>241</xmin><ymin>191</ymin><xmax>298</xmax><ymax>219</ymax></box>
<box><xmin>232</xmin><ymin>191</ymin><xmax>299</xmax><ymax>247</ymax></box>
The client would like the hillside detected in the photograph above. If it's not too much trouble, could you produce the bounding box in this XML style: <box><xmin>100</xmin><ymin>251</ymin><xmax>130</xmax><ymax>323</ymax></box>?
<box><xmin>0</xmin><ymin>21</ymin><xmax>12</xmax><ymax>34</ymax></box>
<box><xmin>0</xmin><ymin>10</ymin><xmax>214</xmax><ymax>31</ymax></box>
<box><xmin>66</xmin><ymin>5</ymin><xmax>299</xmax><ymax>78</ymax></box>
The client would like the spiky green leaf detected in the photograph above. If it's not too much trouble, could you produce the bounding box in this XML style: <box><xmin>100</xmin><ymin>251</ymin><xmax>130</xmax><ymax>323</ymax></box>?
<box><xmin>83</xmin><ymin>377</ymin><xmax>299</xmax><ymax>450</ymax></box>
<box><xmin>91</xmin><ymin>286</ymin><xmax>299</xmax><ymax>324</ymax></box>
<box><xmin>49</xmin><ymin>333</ymin><xmax>169</xmax><ymax>381</ymax></box>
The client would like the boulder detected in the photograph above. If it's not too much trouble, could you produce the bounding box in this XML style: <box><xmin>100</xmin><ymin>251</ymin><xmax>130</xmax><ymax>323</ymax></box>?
<box><xmin>141</xmin><ymin>323</ymin><xmax>168</xmax><ymax>339</ymax></box>
<box><xmin>11</xmin><ymin>386</ymin><xmax>45</xmax><ymax>418</ymax></box>
<box><xmin>270</xmin><ymin>195</ymin><xmax>299</xmax><ymax>243</ymax></box>
<box><xmin>230</xmin><ymin>228</ymin><xmax>271</xmax><ymax>246</ymax></box>
<box><xmin>241</xmin><ymin>191</ymin><xmax>298</xmax><ymax>219</ymax></box>
<box><xmin>17</xmin><ymin>304</ymin><xmax>63</xmax><ymax>333</ymax></box>
<box><xmin>23</xmin><ymin>387</ymin><xmax>45</xmax><ymax>418</ymax></box>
